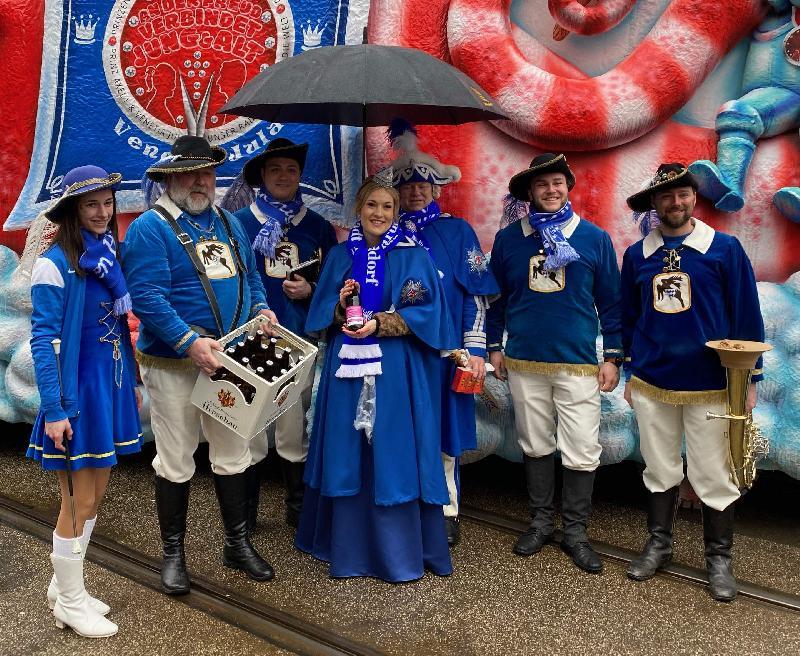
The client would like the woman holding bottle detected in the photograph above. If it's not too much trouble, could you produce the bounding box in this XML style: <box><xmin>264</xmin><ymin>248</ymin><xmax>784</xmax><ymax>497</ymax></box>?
<box><xmin>295</xmin><ymin>173</ymin><xmax>456</xmax><ymax>582</ymax></box>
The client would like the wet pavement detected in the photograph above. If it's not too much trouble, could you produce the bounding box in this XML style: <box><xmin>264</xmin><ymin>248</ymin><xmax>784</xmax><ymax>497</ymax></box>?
<box><xmin>1</xmin><ymin>429</ymin><xmax>799</xmax><ymax>656</ymax></box>
<box><xmin>0</xmin><ymin>523</ymin><xmax>290</xmax><ymax>656</ymax></box>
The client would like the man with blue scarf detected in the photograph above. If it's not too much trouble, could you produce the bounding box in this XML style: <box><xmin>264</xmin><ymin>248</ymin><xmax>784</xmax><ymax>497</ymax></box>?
<box><xmin>486</xmin><ymin>153</ymin><xmax>623</xmax><ymax>573</ymax></box>
<box><xmin>234</xmin><ymin>138</ymin><xmax>337</xmax><ymax>530</ymax></box>
<box><xmin>388</xmin><ymin>119</ymin><xmax>499</xmax><ymax>547</ymax></box>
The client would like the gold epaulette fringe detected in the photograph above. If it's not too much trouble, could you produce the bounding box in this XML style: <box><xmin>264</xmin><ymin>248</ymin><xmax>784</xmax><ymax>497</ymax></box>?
<box><xmin>504</xmin><ymin>357</ymin><xmax>598</xmax><ymax>377</ymax></box>
<box><xmin>135</xmin><ymin>350</ymin><xmax>198</xmax><ymax>372</ymax></box>
<box><xmin>629</xmin><ymin>376</ymin><xmax>726</xmax><ymax>405</ymax></box>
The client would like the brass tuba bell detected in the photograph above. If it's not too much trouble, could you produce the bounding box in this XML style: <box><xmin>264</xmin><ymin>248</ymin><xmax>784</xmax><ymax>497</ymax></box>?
<box><xmin>705</xmin><ymin>340</ymin><xmax>772</xmax><ymax>490</ymax></box>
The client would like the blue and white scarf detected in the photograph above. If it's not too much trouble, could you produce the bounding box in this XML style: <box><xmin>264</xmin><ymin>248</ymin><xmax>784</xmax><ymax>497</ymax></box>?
<box><xmin>528</xmin><ymin>200</ymin><xmax>580</xmax><ymax>271</ymax></box>
<box><xmin>399</xmin><ymin>200</ymin><xmax>441</xmax><ymax>253</ymax></box>
<box><xmin>78</xmin><ymin>229</ymin><xmax>132</xmax><ymax>316</ymax></box>
<box><xmin>252</xmin><ymin>188</ymin><xmax>304</xmax><ymax>258</ymax></box>
<box><xmin>335</xmin><ymin>222</ymin><xmax>403</xmax><ymax>379</ymax></box>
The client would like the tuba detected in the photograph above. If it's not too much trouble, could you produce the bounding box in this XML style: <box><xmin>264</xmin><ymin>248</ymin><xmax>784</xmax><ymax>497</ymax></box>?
<box><xmin>706</xmin><ymin>340</ymin><xmax>773</xmax><ymax>490</ymax></box>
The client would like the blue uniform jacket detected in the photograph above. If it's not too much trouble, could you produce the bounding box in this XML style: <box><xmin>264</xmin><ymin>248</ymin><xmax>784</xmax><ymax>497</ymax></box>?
<box><xmin>486</xmin><ymin>214</ymin><xmax>623</xmax><ymax>363</ymax></box>
<box><xmin>122</xmin><ymin>195</ymin><xmax>268</xmax><ymax>358</ymax></box>
<box><xmin>30</xmin><ymin>244</ymin><xmax>138</xmax><ymax>422</ymax></box>
<box><xmin>621</xmin><ymin>219</ymin><xmax>765</xmax><ymax>391</ymax></box>
<box><xmin>235</xmin><ymin>203</ymin><xmax>337</xmax><ymax>337</ymax></box>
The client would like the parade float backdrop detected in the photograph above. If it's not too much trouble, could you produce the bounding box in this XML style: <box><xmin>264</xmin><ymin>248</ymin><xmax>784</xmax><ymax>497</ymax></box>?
<box><xmin>1</xmin><ymin>0</ymin><xmax>799</xmax><ymax>479</ymax></box>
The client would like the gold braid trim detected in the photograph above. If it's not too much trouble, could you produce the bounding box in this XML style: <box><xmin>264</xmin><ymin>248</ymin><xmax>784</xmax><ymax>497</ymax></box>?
<box><xmin>136</xmin><ymin>350</ymin><xmax>198</xmax><ymax>372</ymax></box>
<box><xmin>629</xmin><ymin>376</ymin><xmax>726</xmax><ymax>405</ymax></box>
<box><xmin>65</xmin><ymin>173</ymin><xmax>122</xmax><ymax>194</ymax></box>
<box><xmin>173</xmin><ymin>330</ymin><xmax>196</xmax><ymax>351</ymax></box>
<box><xmin>374</xmin><ymin>311</ymin><xmax>410</xmax><ymax>337</ymax></box>
<box><xmin>504</xmin><ymin>357</ymin><xmax>598</xmax><ymax>377</ymax></box>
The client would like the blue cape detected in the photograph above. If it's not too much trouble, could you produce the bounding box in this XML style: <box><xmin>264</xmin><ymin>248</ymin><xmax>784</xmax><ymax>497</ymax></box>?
<box><xmin>304</xmin><ymin>239</ymin><xmax>457</xmax><ymax>505</ymax></box>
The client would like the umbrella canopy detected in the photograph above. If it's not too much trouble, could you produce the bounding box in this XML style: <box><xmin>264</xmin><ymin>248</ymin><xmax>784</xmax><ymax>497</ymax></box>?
<box><xmin>219</xmin><ymin>44</ymin><xmax>508</xmax><ymax>126</ymax></box>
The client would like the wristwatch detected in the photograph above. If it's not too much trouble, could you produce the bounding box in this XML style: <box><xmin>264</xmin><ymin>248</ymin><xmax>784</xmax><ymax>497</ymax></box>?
<box><xmin>603</xmin><ymin>356</ymin><xmax>624</xmax><ymax>367</ymax></box>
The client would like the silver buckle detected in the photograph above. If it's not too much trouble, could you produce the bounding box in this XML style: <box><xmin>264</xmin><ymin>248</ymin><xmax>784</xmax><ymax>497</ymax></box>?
<box><xmin>177</xmin><ymin>232</ymin><xmax>193</xmax><ymax>246</ymax></box>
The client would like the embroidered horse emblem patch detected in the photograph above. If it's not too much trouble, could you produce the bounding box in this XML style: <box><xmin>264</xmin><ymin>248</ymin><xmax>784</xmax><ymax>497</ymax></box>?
<box><xmin>528</xmin><ymin>255</ymin><xmax>565</xmax><ymax>293</ymax></box>
<box><xmin>401</xmin><ymin>279</ymin><xmax>428</xmax><ymax>305</ymax></box>
<box><xmin>652</xmin><ymin>272</ymin><xmax>692</xmax><ymax>313</ymax></box>
<box><xmin>466</xmin><ymin>246</ymin><xmax>488</xmax><ymax>275</ymax></box>
<box><xmin>265</xmin><ymin>240</ymin><xmax>299</xmax><ymax>279</ymax></box>
<box><xmin>196</xmin><ymin>240</ymin><xmax>235</xmax><ymax>280</ymax></box>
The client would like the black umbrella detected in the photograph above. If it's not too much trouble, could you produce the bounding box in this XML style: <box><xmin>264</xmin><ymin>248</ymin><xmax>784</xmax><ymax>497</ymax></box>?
<box><xmin>219</xmin><ymin>44</ymin><xmax>508</xmax><ymax>127</ymax></box>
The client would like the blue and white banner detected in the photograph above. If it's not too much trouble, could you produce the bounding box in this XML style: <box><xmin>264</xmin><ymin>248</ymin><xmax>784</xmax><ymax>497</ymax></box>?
<box><xmin>6</xmin><ymin>0</ymin><xmax>368</xmax><ymax>230</ymax></box>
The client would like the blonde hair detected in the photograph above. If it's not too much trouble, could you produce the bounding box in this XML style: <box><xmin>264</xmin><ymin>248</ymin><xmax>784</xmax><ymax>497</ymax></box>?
<box><xmin>354</xmin><ymin>178</ymin><xmax>400</xmax><ymax>222</ymax></box>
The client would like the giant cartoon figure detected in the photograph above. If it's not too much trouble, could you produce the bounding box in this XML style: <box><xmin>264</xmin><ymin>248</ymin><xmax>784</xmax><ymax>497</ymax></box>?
<box><xmin>690</xmin><ymin>1</ymin><xmax>800</xmax><ymax>219</ymax></box>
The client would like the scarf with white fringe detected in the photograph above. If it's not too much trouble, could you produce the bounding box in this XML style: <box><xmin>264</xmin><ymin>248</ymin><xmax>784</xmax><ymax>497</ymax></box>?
<box><xmin>335</xmin><ymin>222</ymin><xmax>402</xmax><ymax>379</ymax></box>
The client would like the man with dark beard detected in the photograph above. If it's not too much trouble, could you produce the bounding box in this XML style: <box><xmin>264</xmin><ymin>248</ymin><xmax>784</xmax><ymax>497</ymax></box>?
<box><xmin>621</xmin><ymin>163</ymin><xmax>765</xmax><ymax>602</ymax></box>
<box><xmin>123</xmin><ymin>135</ymin><xmax>279</xmax><ymax>595</ymax></box>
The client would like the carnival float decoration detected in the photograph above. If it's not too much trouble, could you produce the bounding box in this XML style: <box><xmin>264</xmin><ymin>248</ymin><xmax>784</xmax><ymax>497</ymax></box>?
<box><xmin>0</xmin><ymin>0</ymin><xmax>798</xmax><ymax>479</ymax></box>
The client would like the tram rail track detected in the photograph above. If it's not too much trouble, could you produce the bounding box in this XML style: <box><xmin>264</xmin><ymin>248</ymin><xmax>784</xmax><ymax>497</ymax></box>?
<box><xmin>460</xmin><ymin>504</ymin><xmax>800</xmax><ymax>613</ymax></box>
<box><xmin>0</xmin><ymin>494</ymin><xmax>386</xmax><ymax>656</ymax></box>
<box><xmin>2</xmin><ymin>492</ymin><xmax>797</xmax><ymax>656</ymax></box>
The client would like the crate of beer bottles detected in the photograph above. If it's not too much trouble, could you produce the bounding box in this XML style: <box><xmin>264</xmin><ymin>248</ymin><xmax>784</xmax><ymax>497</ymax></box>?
<box><xmin>190</xmin><ymin>315</ymin><xmax>318</xmax><ymax>439</ymax></box>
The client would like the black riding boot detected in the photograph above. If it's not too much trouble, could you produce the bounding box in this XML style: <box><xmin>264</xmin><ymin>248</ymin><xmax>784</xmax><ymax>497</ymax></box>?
<box><xmin>245</xmin><ymin>463</ymin><xmax>262</xmax><ymax>535</ymax></box>
<box><xmin>627</xmin><ymin>487</ymin><xmax>679</xmax><ymax>581</ymax></box>
<box><xmin>513</xmin><ymin>453</ymin><xmax>555</xmax><ymax>556</ymax></box>
<box><xmin>155</xmin><ymin>476</ymin><xmax>191</xmax><ymax>595</ymax></box>
<box><xmin>703</xmin><ymin>502</ymin><xmax>737</xmax><ymax>602</ymax></box>
<box><xmin>561</xmin><ymin>468</ymin><xmax>602</xmax><ymax>573</ymax></box>
<box><xmin>213</xmin><ymin>472</ymin><xmax>275</xmax><ymax>581</ymax></box>
<box><xmin>280</xmin><ymin>458</ymin><xmax>306</xmax><ymax>528</ymax></box>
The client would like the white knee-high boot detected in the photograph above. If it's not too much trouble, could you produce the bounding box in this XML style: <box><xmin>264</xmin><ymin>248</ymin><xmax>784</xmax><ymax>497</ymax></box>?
<box><xmin>50</xmin><ymin>554</ymin><xmax>118</xmax><ymax>638</ymax></box>
<box><xmin>48</xmin><ymin>525</ymin><xmax>110</xmax><ymax>615</ymax></box>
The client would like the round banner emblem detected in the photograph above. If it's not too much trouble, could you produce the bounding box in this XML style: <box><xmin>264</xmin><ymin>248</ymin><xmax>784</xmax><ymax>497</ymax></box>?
<box><xmin>103</xmin><ymin>0</ymin><xmax>295</xmax><ymax>144</ymax></box>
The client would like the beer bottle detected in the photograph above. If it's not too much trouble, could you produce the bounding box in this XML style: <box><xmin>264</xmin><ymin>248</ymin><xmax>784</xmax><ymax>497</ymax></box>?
<box><xmin>345</xmin><ymin>291</ymin><xmax>365</xmax><ymax>331</ymax></box>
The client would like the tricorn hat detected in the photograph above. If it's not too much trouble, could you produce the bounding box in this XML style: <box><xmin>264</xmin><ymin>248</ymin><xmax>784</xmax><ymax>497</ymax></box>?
<box><xmin>508</xmin><ymin>153</ymin><xmax>576</xmax><ymax>200</ymax></box>
<box><xmin>242</xmin><ymin>138</ymin><xmax>309</xmax><ymax>188</ymax></box>
<box><xmin>45</xmin><ymin>165</ymin><xmax>122</xmax><ymax>223</ymax></box>
<box><xmin>145</xmin><ymin>135</ymin><xmax>227</xmax><ymax>182</ymax></box>
<box><xmin>386</xmin><ymin>118</ymin><xmax>461</xmax><ymax>188</ymax></box>
<box><xmin>626</xmin><ymin>163</ymin><xmax>699</xmax><ymax>212</ymax></box>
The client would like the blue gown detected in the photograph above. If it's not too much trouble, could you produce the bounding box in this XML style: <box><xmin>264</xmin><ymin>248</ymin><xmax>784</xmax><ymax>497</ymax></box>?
<box><xmin>414</xmin><ymin>216</ymin><xmax>499</xmax><ymax>457</ymax></box>
<box><xmin>28</xmin><ymin>274</ymin><xmax>142</xmax><ymax>470</ymax></box>
<box><xmin>295</xmin><ymin>240</ymin><xmax>457</xmax><ymax>582</ymax></box>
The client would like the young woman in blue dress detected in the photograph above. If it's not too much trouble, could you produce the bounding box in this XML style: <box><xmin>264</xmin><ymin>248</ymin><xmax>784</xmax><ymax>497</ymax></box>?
<box><xmin>27</xmin><ymin>165</ymin><xmax>143</xmax><ymax>637</ymax></box>
<box><xmin>296</xmin><ymin>173</ymin><xmax>457</xmax><ymax>582</ymax></box>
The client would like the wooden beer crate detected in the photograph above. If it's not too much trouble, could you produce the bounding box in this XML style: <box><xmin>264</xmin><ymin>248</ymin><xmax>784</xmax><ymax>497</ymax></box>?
<box><xmin>191</xmin><ymin>315</ymin><xmax>318</xmax><ymax>439</ymax></box>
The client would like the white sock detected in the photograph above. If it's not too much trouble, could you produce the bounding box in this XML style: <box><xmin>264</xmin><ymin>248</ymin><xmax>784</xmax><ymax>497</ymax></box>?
<box><xmin>80</xmin><ymin>516</ymin><xmax>97</xmax><ymax>555</ymax></box>
<box><xmin>53</xmin><ymin>531</ymin><xmax>84</xmax><ymax>560</ymax></box>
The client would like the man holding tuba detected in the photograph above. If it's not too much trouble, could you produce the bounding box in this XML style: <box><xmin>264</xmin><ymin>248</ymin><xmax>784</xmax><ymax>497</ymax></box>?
<box><xmin>620</xmin><ymin>163</ymin><xmax>765</xmax><ymax>602</ymax></box>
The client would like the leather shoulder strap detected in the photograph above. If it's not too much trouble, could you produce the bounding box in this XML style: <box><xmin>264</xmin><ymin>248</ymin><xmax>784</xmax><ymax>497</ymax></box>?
<box><xmin>152</xmin><ymin>204</ymin><xmax>224</xmax><ymax>338</ymax></box>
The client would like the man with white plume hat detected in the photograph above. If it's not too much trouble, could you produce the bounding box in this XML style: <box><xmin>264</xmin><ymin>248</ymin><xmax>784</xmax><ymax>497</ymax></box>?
<box><xmin>388</xmin><ymin>118</ymin><xmax>499</xmax><ymax>547</ymax></box>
